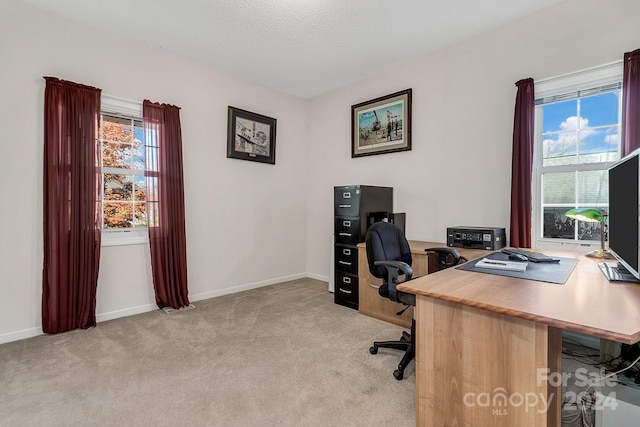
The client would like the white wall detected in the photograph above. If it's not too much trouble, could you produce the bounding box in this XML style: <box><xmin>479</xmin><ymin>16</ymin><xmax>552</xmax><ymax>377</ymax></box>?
<box><xmin>0</xmin><ymin>0</ymin><xmax>309</xmax><ymax>342</ymax></box>
<box><xmin>2</xmin><ymin>0</ymin><xmax>640</xmax><ymax>343</ymax></box>
<box><xmin>305</xmin><ymin>0</ymin><xmax>640</xmax><ymax>276</ymax></box>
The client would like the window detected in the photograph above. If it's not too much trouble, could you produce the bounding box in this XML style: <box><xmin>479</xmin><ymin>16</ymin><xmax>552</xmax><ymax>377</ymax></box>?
<box><xmin>533</xmin><ymin>62</ymin><xmax>623</xmax><ymax>249</ymax></box>
<box><xmin>100</xmin><ymin>95</ymin><xmax>147</xmax><ymax>246</ymax></box>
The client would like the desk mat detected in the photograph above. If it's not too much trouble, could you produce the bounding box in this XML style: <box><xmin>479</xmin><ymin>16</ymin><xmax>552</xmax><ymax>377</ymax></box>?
<box><xmin>456</xmin><ymin>251</ymin><xmax>579</xmax><ymax>285</ymax></box>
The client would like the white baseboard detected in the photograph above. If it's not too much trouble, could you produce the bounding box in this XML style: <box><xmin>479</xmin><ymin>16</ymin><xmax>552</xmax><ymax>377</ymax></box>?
<box><xmin>189</xmin><ymin>272</ymin><xmax>309</xmax><ymax>301</ymax></box>
<box><xmin>0</xmin><ymin>272</ymin><xmax>329</xmax><ymax>345</ymax></box>
<box><xmin>0</xmin><ymin>304</ymin><xmax>159</xmax><ymax>345</ymax></box>
<box><xmin>306</xmin><ymin>272</ymin><xmax>329</xmax><ymax>283</ymax></box>
<box><xmin>0</xmin><ymin>326</ymin><xmax>43</xmax><ymax>345</ymax></box>
<box><xmin>97</xmin><ymin>303</ymin><xmax>157</xmax><ymax>322</ymax></box>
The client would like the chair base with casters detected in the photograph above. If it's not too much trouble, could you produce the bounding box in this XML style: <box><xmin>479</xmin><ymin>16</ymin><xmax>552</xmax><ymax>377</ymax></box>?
<box><xmin>369</xmin><ymin>318</ymin><xmax>415</xmax><ymax>380</ymax></box>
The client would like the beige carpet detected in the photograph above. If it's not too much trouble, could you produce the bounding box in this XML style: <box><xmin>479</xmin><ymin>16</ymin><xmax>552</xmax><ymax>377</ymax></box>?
<box><xmin>0</xmin><ymin>279</ymin><xmax>415</xmax><ymax>426</ymax></box>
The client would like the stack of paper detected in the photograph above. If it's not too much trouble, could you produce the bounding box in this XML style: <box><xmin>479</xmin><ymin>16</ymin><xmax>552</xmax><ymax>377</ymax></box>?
<box><xmin>475</xmin><ymin>258</ymin><xmax>528</xmax><ymax>272</ymax></box>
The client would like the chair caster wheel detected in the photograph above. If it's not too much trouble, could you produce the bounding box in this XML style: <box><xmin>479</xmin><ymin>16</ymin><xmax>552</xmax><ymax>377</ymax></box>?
<box><xmin>369</xmin><ymin>346</ymin><xmax>378</xmax><ymax>354</ymax></box>
<box><xmin>393</xmin><ymin>369</ymin><xmax>403</xmax><ymax>380</ymax></box>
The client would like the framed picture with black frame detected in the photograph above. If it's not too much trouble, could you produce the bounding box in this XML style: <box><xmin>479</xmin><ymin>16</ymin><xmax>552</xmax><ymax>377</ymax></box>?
<box><xmin>351</xmin><ymin>89</ymin><xmax>412</xmax><ymax>158</ymax></box>
<box><xmin>227</xmin><ymin>106</ymin><xmax>277</xmax><ymax>165</ymax></box>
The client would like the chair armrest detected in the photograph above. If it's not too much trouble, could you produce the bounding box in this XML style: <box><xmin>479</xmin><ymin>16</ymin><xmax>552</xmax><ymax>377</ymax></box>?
<box><xmin>373</xmin><ymin>260</ymin><xmax>413</xmax><ymax>304</ymax></box>
<box><xmin>373</xmin><ymin>260</ymin><xmax>413</xmax><ymax>281</ymax></box>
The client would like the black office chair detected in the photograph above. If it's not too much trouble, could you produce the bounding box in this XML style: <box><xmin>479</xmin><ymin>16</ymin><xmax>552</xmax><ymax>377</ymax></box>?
<box><xmin>365</xmin><ymin>221</ymin><xmax>416</xmax><ymax>380</ymax></box>
<box><xmin>365</xmin><ymin>221</ymin><xmax>465</xmax><ymax>380</ymax></box>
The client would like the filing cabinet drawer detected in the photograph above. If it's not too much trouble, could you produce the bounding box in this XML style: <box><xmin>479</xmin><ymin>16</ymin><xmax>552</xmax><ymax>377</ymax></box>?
<box><xmin>334</xmin><ymin>187</ymin><xmax>361</xmax><ymax>217</ymax></box>
<box><xmin>333</xmin><ymin>185</ymin><xmax>393</xmax><ymax>311</ymax></box>
<box><xmin>334</xmin><ymin>218</ymin><xmax>360</xmax><ymax>245</ymax></box>
<box><xmin>334</xmin><ymin>244</ymin><xmax>358</xmax><ymax>275</ymax></box>
<box><xmin>334</xmin><ymin>271</ymin><xmax>359</xmax><ymax>309</ymax></box>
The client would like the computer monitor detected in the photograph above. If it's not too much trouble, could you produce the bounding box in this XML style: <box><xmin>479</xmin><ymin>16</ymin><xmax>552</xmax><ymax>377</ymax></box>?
<box><xmin>607</xmin><ymin>148</ymin><xmax>640</xmax><ymax>280</ymax></box>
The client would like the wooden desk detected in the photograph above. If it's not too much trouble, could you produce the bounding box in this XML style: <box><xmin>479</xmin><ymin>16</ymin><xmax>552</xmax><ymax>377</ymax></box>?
<box><xmin>397</xmin><ymin>250</ymin><xmax>640</xmax><ymax>427</ymax></box>
<box><xmin>357</xmin><ymin>241</ymin><xmax>485</xmax><ymax>328</ymax></box>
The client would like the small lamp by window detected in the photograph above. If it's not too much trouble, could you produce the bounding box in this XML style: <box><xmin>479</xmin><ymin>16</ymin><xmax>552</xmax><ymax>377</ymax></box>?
<box><xmin>564</xmin><ymin>208</ymin><xmax>615</xmax><ymax>259</ymax></box>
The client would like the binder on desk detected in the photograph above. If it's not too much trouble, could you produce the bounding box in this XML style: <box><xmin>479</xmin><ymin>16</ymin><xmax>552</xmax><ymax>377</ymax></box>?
<box><xmin>475</xmin><ymin>258</ymin><xmax>528</xmax><ymax>272</ymax></box>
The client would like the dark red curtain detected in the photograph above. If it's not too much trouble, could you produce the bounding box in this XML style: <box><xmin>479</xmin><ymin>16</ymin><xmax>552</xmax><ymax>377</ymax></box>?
<box><xmin>143</xmin><ymin>100</ymin><xmax>190</xmax><ymax>309</ymax></box>
<box><xmin>622</xmin><ymin>49</ymin><xmax>640</xmax><ymax>157</ymax></box>
<box><xmin>509</xmin><ymin>78</ymin><xmax>535</xmax><ymax>248</ymax></box>
<box><xmin>42</xmin><ymin>77</ymin><xmax>102</xmax><ymax>333</ymax></box>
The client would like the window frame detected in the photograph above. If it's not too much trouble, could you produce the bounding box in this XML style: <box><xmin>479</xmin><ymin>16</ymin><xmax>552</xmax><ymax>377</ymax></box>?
<box><xmin>100</xmin><ymin>95</ymin><xmax>148</xmax><ymax>247</ymax></box>
<box><xmin>532</xmin><ymin>61</ymin><xmax>623</xmax><ymax>251</ymax></box>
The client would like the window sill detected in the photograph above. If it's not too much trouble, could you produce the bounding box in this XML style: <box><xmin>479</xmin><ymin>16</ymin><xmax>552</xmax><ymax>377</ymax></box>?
<box><xmin>101</xmin><ymin>230</ymin><xmax>148</xmax><ymax>247</ymax></box>
<box><xmin>534</xmin><ymin>239</ymin><xmax>601</xmax><ymax>253</ymax></box>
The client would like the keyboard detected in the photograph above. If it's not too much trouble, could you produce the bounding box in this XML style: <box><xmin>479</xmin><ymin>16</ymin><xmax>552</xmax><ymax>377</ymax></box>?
<box><xmin>501</xmin><ymin>248</ymin><xmax>560</xmax><ymax>263</ymax></box>
<box><xmin>599</xmin><ymin>262</ymin><xmax>640</xmax><ymax>283</ymax></box>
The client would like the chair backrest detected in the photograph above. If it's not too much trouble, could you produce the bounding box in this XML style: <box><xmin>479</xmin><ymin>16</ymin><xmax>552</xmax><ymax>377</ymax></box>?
<box><xmin>365</xmin><ymin>221</ymin><xmax>412</xmax><ymax>279</ymax></box>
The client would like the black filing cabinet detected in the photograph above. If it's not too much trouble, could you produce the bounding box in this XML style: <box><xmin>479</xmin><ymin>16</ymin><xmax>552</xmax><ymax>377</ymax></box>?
<box><xmin>334</xmin><ymin>185</ymin><xmax>393</xmax><ymax>309</ymax></box>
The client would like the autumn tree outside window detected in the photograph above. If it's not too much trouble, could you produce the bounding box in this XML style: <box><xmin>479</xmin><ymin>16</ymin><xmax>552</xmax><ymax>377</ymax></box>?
<box><xmin>100</xmin><ymin>95</ymin><xmax>148</xmax><ymax>246</ymax></box>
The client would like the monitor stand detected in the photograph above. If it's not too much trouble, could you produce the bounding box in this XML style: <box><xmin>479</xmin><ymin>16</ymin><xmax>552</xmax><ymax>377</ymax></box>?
<box><xmin>598</xmin><ymin>262</ymin><xmax>640</xmax><ymax>283</ymax></box>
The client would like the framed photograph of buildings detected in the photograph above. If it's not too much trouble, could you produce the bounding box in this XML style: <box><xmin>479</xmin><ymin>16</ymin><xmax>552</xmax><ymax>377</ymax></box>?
<box><xmin>351</xmin><ymin>89</ymin><xmax>412</xmax><ymax>158</ymax></box>
<box><xmin>227</xmin><ymin>106</ymin><xmax>277</xmax><ymax>164</ymax></box>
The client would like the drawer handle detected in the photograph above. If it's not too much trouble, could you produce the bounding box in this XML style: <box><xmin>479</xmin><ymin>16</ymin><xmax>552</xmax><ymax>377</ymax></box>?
<box><xmin>342</xmin><ymin>249</ymin><xmax>351</xmax><ymax>255</ymax></box>
<box><xmin>343</xmin><ymin>220</ymin><xmax>351</xmax><ymax>226</ymax></box>
<box><xmin>339</xmin><ymin>204</ymin><xmax>352</xmax><ymax>208</ymax></box>
<box><xmin>342</xmin><ymin>277</ymin><xmax>351</xmax><ymax>284</ymax></box>
<box><xmin>343</xmin><ymin>192</ymin><xmax>351</xmax><ymax>198</ymax></box>
<box><xmin>338</xmin><ymin>288</ymin><xmax>352</xmax><ymax>294</ymax></box>
<box><xmin>339</xmin><ymin>261</ymin><xmax>352</xmax><ymax>265</ymax></box>
<box><xmin>369</xmin><ymin>283</ymin><xmax>381</xmax><ymax>289</ymax></box>
<box><xmin>339</xmin><ymin>232</ymin><xmax>352</xmax><ymax>237</ymax></box>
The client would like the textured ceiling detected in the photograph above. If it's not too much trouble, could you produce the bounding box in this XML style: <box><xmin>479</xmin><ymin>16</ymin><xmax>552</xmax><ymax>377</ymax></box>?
<box><xmin>23</xmin><ymin>0</ymin><xmax>565</xmax><ymax>99</ymax></box>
